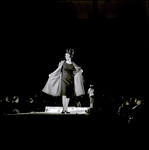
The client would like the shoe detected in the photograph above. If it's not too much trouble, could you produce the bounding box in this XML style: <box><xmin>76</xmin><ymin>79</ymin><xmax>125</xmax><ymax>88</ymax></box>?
<box><xmin>61</xmin><ymin>110</ymin><xmax>65</xmax><ymax>114</ymax></box>
<box><xmin>65</xmin><ymin>110</ymin><xmax>70</xmax><ymax>113</ymax></box>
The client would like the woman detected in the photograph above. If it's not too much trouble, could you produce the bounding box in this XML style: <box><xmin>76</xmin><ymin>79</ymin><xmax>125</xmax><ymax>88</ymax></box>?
<box><xmin>42</xmin><ymin>48</ymin><xmax>85</xmax><ymax>113</ymax></box>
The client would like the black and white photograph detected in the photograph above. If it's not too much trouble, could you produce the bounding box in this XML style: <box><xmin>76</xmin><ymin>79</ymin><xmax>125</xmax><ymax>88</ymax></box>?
<box><xmin>1</xmin><ymin>0</ymin><xmax>149</xmax><ymax>148</ymax></box>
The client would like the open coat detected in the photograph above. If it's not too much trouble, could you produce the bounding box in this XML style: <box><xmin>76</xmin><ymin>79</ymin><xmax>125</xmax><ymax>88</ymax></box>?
<box><xmin>42</xmin><ymin>60</ymin><xmax>85</xmax><ymax>97</ymax></box>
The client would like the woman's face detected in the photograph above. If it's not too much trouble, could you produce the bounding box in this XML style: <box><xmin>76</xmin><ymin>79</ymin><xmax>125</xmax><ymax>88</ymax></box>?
<box><xmin>65</xmin><ymin>53</ymin><xmax>71</xmax><ymax>61</ymax></box>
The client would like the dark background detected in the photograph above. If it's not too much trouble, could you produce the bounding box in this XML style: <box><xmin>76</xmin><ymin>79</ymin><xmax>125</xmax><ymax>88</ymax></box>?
<box><xmin>1</xmin><ymin>1</ymin><xmax>149</xmax><ymax>100</ymax></box>
<box><xmin>1</xmin><ymin>2</ymin><xmax>148</xmax><ymax>146</ymax></box>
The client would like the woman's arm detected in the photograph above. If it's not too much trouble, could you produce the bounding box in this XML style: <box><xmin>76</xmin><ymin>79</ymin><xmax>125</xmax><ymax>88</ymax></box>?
<box><xmin>73</xmin><ymin>62</ymin><xmax>82</xmax><ymax>75</ymax></box>
<box><xmin>73</xmin><ymin>69</ymin><xmax>83</xmax><ymax>75</ymax></box>
<box><xmin>73</xmin><ymin>69</ymin><xmax>79</xmax><ymax>75</ymax></box>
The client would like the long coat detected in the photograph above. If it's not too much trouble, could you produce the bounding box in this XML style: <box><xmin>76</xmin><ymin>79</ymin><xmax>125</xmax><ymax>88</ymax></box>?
<box><xmin>42</xmin><ymin>60</ymin><xmax>85</xmax><ymax>97</ymax></box>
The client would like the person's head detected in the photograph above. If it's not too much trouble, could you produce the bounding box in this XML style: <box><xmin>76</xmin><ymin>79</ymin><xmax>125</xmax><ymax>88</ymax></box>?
<box><xmin>65</xmin><ymin>48</ymin><xmax>74</xmax><ymax>60</ymax></box>
<box><xmin>29</xmin><ymin>98</ymin><xmax>34</xmax><ymax>103</ymax></box>
<box><xmin>134</xmin><ymin>98</ymin><xmax>137</xmax><ymax>103</ymax></box>
<box><xmin>90</xmin><ymin>84</ymin><xmax>94</xmax><ymax>88</ymax></box>
<box><xmin>137</xmin><ymin>100</ymin><xmax>142</xmax><ymax>105</ymax></box>
<box><xmin>126</xmin><ymin>100</ymin><xmax>130</xmax><ymax>105</ymax></box>
<box><xmin>12</xmin><ymin>96</ymin><xmax>19</xmax><ymax>103</ymax></box>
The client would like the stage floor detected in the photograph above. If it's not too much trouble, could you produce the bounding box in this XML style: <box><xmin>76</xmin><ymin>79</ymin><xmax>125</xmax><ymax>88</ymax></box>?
<box><xmin>6</xmin><ymin>106</ymin><xmax>89</xmax><ymax>116</ymax></box>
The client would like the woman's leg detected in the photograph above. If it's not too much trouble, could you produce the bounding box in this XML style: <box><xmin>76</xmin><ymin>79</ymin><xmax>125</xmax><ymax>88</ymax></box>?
<box><xmin>62</xmin><ymin>95</ymin><xmax>66</xmax><ymax>112</ymax></box>
<box><xmin>65</xmin><ymin>97</ymin><xmax>70</xmax><ymax>112</ymax></box>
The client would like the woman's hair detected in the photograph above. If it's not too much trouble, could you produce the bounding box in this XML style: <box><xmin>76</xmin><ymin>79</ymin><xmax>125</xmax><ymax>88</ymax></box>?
<box><xmin>66</xmin><ymin>48</ymin><xmax>74</xmax><ymax>58</ymax></box>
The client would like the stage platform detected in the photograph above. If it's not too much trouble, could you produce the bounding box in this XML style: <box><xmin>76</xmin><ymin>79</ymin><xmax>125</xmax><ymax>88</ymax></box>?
<box><xmin>45</xmin><ymin>106</ymin><xmax>89</xmax><ymax>114</ymax></box>
<box><xmin>6</xmin><ymin>106</ymin><xmax>89</xmax><ymax>116</ymax></box>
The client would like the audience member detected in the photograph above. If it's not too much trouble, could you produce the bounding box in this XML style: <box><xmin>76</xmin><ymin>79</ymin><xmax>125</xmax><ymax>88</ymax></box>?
<box><xmin>12</xmin><ymin>96</ymin><xmax>20</xmax><ymax>114</ymax></box>
<box><xmin>131</xmin><ymin>99</ymin><xmax>145</xmax><ymax>119</ymax></box>
<box><xmin>88</xmin><ymin>84</ymin><xmax>94</xmax><ymax>109</ymax></box>
<box><xmin>0</xmin><ymin>92</ymin><xmax>146</xmax><ymax>128</ymax></box>
<box><xmin>117</xmin><ymin>97</ymin><xmax>145</xmax><ymax>124</ymax></box>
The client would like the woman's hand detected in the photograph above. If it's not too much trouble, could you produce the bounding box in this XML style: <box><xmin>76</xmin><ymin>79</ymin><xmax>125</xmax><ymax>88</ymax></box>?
<box><xmin>73</xmin><ymin>69</ymin><xmax>83</xmax><ymax>75</ymax></box>
<box><xmin>73</xmin><ymin>71</ymin><xmax>76</xmax><ymax>75</ymax></box>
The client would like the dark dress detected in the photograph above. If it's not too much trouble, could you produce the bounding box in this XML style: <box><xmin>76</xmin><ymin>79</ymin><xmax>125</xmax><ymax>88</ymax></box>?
<box><xmin>61</xmin><ymin>61</ymin><xmax>75</xmax><ymax>98</ymax></box>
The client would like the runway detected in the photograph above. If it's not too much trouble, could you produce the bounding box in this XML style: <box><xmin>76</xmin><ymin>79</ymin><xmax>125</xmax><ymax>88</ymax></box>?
<box><xmin>5</xmin><ymin>106</ymin><xmax>89</xmax><ymax>116</ymax></box>
<box><xmin>2</xmin><ymin>106</ymin><xmax>91</xmax><ymax>136</ymax></box>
